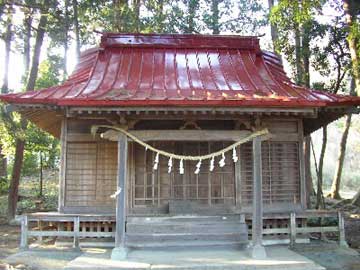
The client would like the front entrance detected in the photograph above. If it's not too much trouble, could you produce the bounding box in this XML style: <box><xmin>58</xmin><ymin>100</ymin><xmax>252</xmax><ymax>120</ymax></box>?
<box><xmin>131</xmin><ymin>142</ymin><xmax>236</xmax><ymax>214</ymax></box>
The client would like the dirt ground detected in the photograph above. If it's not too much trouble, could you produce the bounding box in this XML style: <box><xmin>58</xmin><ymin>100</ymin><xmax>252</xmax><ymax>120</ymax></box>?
<box><xmin>0</xmin><ymin>218</ymin><xmax>359</xmax><ymax>270</ymax></box>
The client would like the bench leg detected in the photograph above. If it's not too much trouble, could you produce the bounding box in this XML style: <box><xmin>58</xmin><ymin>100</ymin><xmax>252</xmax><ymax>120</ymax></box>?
<box><xmin>338</xmin><ymin>212</ymin><xmax>348</xmax><ymax>248</ymax></box>
<box><xmin>290</xmin><ymin>212</ymin><xmax>296</xmax><ymax>248</ymax></box>
<box><xmin>20</xmin><ymin>216</ymin><xmax>29</xmax><ymax>250</ymax></box>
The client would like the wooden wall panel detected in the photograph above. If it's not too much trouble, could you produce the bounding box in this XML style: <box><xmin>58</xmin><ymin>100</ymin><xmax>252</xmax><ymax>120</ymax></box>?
<box><xmin>65</xmin><ymin>141</ymin><xmax>117</xmax><ymax>209</ymax></box>
<box><xmin>240</xmin><ymin>141</ymin><xmax>301</xmax><ymax>206</ymax></box>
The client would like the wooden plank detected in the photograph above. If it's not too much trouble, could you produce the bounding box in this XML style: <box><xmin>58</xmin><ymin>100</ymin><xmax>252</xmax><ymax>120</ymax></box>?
<box><xmin>59</xmin><ymin>118</ymin><xmax>67</xmax><ymax>212</ymax></box>
<box><xmin>296</xmin><ymin>226</ymin><xmax>339</xmax><ymax>233</ymax></box>
<box><xmin>262</xmin><ymin>228</ymin><xmax>289</xmax><ymax>234</ymax></box>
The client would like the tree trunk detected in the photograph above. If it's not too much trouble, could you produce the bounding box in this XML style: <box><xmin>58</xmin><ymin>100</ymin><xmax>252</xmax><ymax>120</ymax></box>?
<box><xmin>304</xmin><ymin>136</ymin><xmax>313</xmax><ymax>207</ymax></box>
<box><xmin>294</xmin><ymin>26</ymin><xmax>303</xmax><ymax>85</ymax></box>
<box><xmin>63</xmin><ymin>0</ymin><xmax>70</xmax><ymax>80</ymax></box>
<box><xmin>316</xmin><ymin>126</ymin><xmax>327</xmax><ymax>209</ymax></box>
<box><xmin>26</xmin><ymin>5</ymin><xmax>49</xmax><ymax>91</ymax></box>
<box><xmin>72</xmin><ymin>0</ymin><xmax>81</xmax><ymax>60</ymax></box>
<box><xmin>328</xmin><ymin>113</ymin><xmax>352</xmax><ymax>199</ymax></box>
<box><xmin>211</xmin><ymin>0</ymin><xmax>220</xmax><ymax>34</ymax></box>
<box><xmin>7</xmin><ymin>1</ymin><xmax>50</xmax><ymax>221</ymax></box>
<box><xmin>0</xmin><ymin>2</ymin><xmax>13</xmax><ymax>179</ymax></box>
<box><xmin>0</xmin><ymin>145</ymin><xmax>6</xmax><ymax>178</ymax></box>
<box><xmin>267</xmin><ymin>0</ymin><xmax>279</xmax><ymax>51</ymax></box>
<box><xmin>7</xmin><ymin>139</ymin><xmax>25</xmax><ymax>220</ymax></box>
<box><xmin>344</xmin><ymin>0</ymin><xmax>360</xmax><ymax>95</ymax></box>
<box><xmin>1</xmin><ymin>3</ymin><xmax>13</xmax><ymax>94</ymax></box>
<box><xmin>39</xmin><ymin>152</ymin><xmax>43</xmax><ymax>197</ymax></box>
<box><xmin>133</xmin><ymin>0</ymin><xmax>141</xmax><ymax>32</ymax></box>
<box><xmin>185</xmin><ymin>0</ymin><xmax>199</xmax><ymax>33</ymax></box>
<box><xmin>22</xmin><ymin>9</ymin><xmax>32</xmax><ymax>84</ymax></box>
<box><xmin>113</xmin><ymin>0</ymin><xmax>128</xmax><ymax>32</ymax></box>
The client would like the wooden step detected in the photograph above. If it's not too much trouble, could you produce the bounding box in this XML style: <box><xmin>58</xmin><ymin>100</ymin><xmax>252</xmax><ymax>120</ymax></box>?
<box><xmin>125</xmin><ymin>215</ymin><xmax>248</xmax><ymax>249</ymax></box>
<box><xmin>126</xmin><ymin>222</ymin><xmax>246</xmax><ymax>234</ymax></box>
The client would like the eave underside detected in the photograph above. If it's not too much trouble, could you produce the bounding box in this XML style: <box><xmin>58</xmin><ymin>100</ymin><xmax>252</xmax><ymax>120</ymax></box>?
<box><xmin>9</xmin><ymin>104</ymin><xmax>356</xmax><ymax>138</ymax></box>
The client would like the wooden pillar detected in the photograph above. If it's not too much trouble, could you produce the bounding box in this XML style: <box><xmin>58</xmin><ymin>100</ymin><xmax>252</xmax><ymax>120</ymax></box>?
<box><xmin>251</xmin><ymin>137</ymin><xmax>266</xmax><ymax>259</ymax></box>
<box><xmin>111</xmin><ymin>133</ymin><xmax>128</xmax><ymax>260</ymax></box>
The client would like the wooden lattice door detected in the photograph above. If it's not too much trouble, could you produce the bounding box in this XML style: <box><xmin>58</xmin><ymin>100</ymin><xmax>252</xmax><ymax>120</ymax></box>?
<box><xmin>132</xmin><ymin>142</ymin><xmax>236</xmax><ymax>213</ymax></box>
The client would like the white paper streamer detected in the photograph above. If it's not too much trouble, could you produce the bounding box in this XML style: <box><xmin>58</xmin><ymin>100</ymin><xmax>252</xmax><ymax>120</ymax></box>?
<box><xmin>194</xmin><ymin>159</ymin><xmax>202</xmax><ymax>174</ymax></box>
<box><xmin>219</xmin><ymin>153</ymin><xmax>226</xmax><ymax>167</ymax></box>
<box><xmin>232</xmin><ymin>147</ymin><xmax>238</xmax><ymax>163</ymax></box>
<box><xmin>210</xmin><ymin>156</ymin><xmax>215</xmax><ymax>171</ymax></box>
<box><xmin>179</xmin><ymin>159</ymin><xmax>184</xmax><ymax>174</ymax></box>
<box><xmin>153</xmin><ymin>152</ymin><xmax>159</xmax><ymax>170</ymax></box>
<box><xmin>168</xmin><ymin>157</ymin><xmax>173</xmax><ymax>173</ymax></box>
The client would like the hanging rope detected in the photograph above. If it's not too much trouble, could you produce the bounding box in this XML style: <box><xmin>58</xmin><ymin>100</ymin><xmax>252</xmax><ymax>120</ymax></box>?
<box><xmin>91</xmin><ymin>125</ymin><xmax>269</xmax><ymax>161</ymax></box>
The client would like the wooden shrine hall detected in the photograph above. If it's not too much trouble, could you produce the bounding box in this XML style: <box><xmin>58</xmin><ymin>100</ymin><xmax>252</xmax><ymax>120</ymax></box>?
<box><xmin>1</xmin><ymin>33</ymin><xmax>360</xmax><ymax>259</ymax></box>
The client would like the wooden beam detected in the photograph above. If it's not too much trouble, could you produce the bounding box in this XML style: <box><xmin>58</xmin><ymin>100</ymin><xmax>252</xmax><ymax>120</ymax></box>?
<box><xmin>58</xmin><ymin>118</ymin><xmax>68</xmax><ymax>212</ymax></box>
<box><xmin>102</xmin><ymin>130</ymin><xmax>254</xmax><ymax>142</ymax></box>
<box><xmin>251</xmin><ymin>137</ymin><xmax>266</xmax><ymax>259</ymax></box>
<box><xmin>111</xmin><ymin>133</ymin><xmax>128</xmax><ymax>260</ymax></box>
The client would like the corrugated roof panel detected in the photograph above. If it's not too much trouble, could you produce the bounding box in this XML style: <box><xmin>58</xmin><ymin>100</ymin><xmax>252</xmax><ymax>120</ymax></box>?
<box><xmin>1</xmin><ymin>33</ymin><xmax>360</xmax><ymax>108</ymax></box>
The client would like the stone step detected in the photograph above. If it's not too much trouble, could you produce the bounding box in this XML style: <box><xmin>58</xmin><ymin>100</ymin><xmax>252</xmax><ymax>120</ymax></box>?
<box><xmin>126</xmin><ymin>232</ymin><xmax>248</xmax><ymax>242</ymax></box>
<box><xmin>125</xmin><ymin>240</ymin><xmax>248</xmax><ymax>249</ymax></box>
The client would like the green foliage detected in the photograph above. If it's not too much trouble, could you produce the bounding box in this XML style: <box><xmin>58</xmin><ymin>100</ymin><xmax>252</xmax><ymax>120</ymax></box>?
<box><xmin>35</xmin><ymin>55</ymin><xmax>63</xmax><ymax>89</ymax></box>
<box><xmin>0</xmin><ymin>176</ymin><xmax>9</xmax><ymax>195</ymax></box>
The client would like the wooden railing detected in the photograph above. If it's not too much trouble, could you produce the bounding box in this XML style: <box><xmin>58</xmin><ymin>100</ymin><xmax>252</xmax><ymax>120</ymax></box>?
<box><xmin>20</xmin><ymin>210</ymin><xmax>348</xmax><ymax>249</ymax></box>
<box><xmin>20</xmin><ymin>213</ymin><xmax>115</xmax><ymax>249</ymax></box>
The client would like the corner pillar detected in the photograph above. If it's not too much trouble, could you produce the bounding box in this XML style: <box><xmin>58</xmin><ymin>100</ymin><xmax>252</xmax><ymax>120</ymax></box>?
<box><xmin>111</xmin><ymin>133</ymin><xmax>128</xmax><ymax>260</ymax></box>
<box><xmin>251</xmin><ymin>136</ymin><xmax>266</xmax><ymax>259</ymax></box>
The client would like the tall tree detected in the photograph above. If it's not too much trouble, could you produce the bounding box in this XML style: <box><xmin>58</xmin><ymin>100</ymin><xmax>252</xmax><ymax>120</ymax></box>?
<box><xmin>0</xmin><ymin>1</ymin><xmax>13</xmax><ymax>179</ymax></box>
<box><xmin>7</xmin><ymin>0</ymin><xmax>50</xmax><ymax>221</ymax></box>
<box><xmin>72</xmin><ymin>0</ymin><xmax>81</xmax><ymax>60</ymax></box>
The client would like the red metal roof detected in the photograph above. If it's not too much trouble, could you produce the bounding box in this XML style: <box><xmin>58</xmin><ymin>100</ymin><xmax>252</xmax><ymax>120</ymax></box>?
<box><xmin>1</xmin><ymin>33</ymin><xmax>359</xmax><ymax>108</ymax></box>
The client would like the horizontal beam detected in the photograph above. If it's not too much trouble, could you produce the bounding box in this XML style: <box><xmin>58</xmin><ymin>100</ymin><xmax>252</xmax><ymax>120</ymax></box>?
<box><xmin>101</xmin><ymin>129</ymin><xmax>269</xmax><ymax>142</ymax></box>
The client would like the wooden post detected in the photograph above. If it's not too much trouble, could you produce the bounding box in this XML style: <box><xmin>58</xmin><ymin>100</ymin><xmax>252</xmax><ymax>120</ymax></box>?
<box><xmin>37</xmin><ymin>220</ymin><xmax>43</xmax><ymax>244</ymax></box>
<box><xmin>290</xmin><ymin>212</ymin><xmax>296</xmax><ymax>247</ymax></box>
<box><xmin>251</xmin><ymin>137</ymin><xmax>266</xmax><ymax>259</ymax></box>
<box><xmin>20</xmin><ymin>215</ymin><xmax>28</xmax><ymax>250</ymax></box>
<box><xmin>73</xmin><ymin>216</ymin><xmax>80</xmax><ymax>250</ymax></box>
<box><xmin>338</xmin><ymin>212</ymin><xmax>348</xmax><ymax>247</ymax></box>
<box><xmin>111</xmin><ymin>133</ymin><xmax>128</xmax><ymax>260</ymax></box>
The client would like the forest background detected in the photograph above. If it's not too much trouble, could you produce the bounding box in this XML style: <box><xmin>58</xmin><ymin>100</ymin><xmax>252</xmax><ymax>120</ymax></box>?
<box><xmin>0</xmin><ymin>0</ymin><xmax>360</xmax><ymax>220</ymax></box>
